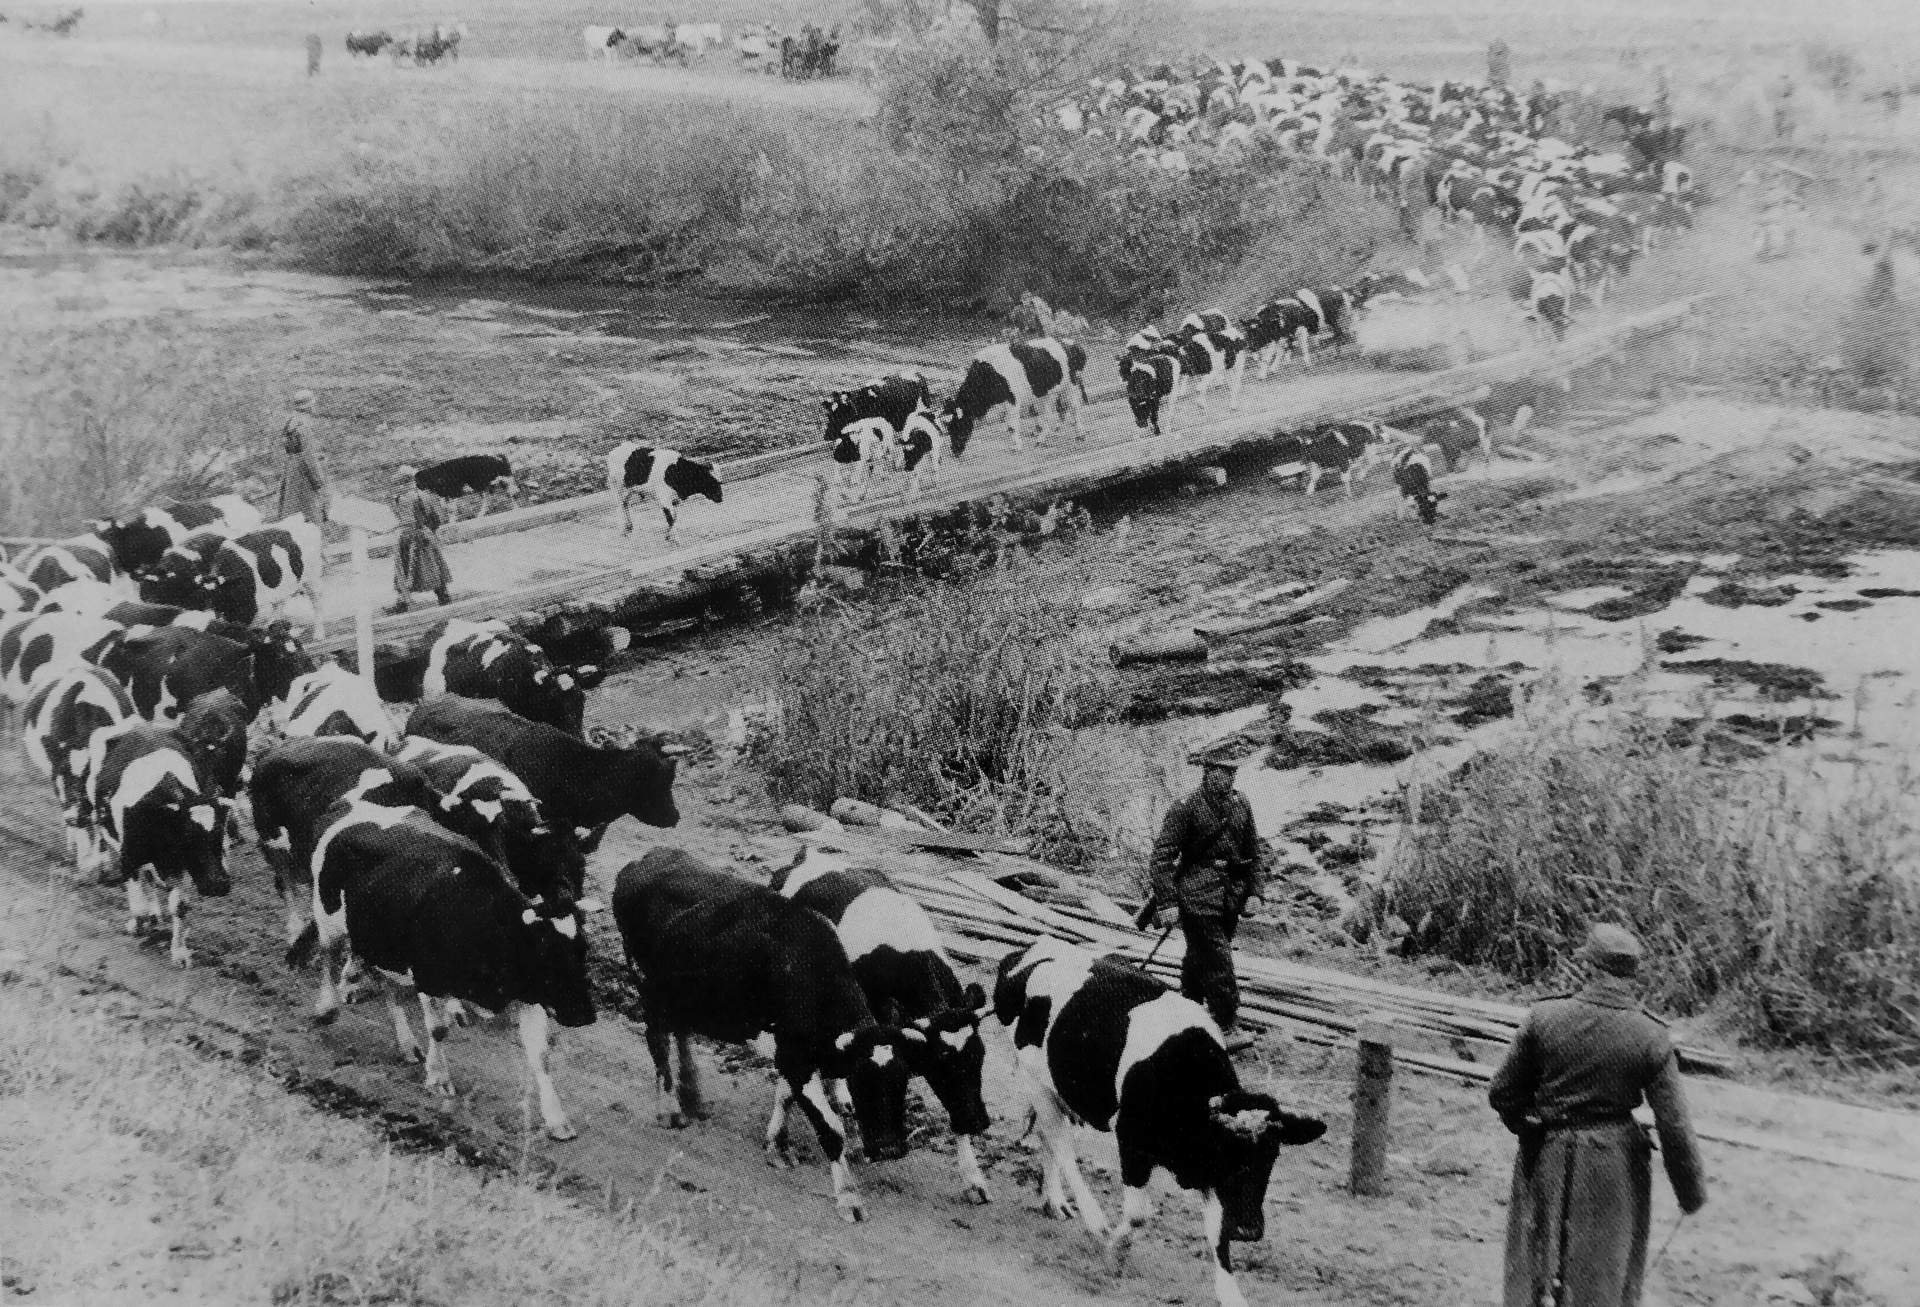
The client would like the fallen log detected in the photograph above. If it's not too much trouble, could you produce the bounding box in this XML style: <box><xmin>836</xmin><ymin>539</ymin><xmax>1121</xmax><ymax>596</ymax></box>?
<box><xmin>1109</xmin><ymin>630</ymin><xmax>1209</xmax><ymax>667</ymax></box>
<box><xmin>779</xmin><ymin>804</ymin><xmax>843</xmax><ymax>834</ymax></box>
<box><xmin>830</xmin><ymin>796</ymin><xmax>914</xmax><ymax>829</ymax></box>
<box><xmin>1197</xmin><ymin>578</ymin><xmax>1352</xmax><ymax>642</ymax></box>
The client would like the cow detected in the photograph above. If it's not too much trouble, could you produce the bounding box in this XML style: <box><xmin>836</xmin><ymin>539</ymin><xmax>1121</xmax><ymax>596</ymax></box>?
<box><xmin>0</xmin><ymin>611</ymin><xmax>124</xmax><ymax>708</ymax></box>
<box><xmin>347</xmin><ymin>29</ymin><xmax>392</xmax><ymax>57</ymax></box>
<box><xmin>829</xmin><ymin>417</ymin><xmax>892</xmax><ymax>501</ymax></box>
<box><xmin>280</xmin><ymin>661</ymin><xmax>398</xmax><ymax>752</ymax></box>
<box><xmin>1272</xmin><ymin>421</ymin><xmax>1386</xmax><ymax>498</ymax></box>
<box><xmin>14</xmin><ymin>534</ymin><xmax>113</xmax><ymax>592</ymax></box>
<box><xmin>1120</xmin><ymin>351</ymin><xmax>1179</xmax><ymax>435</ymax></box>
<box><xmin>771</xmin><ymin>847</ymin><xmax>993</xmax><ymax>1204</ymax></box>
<box><xmin>1166</xmin><ymin>327</ymin><xmax>1247</xmax><ymax>413</ymax></box>
<box><xmin>92</xmin><ymin>495</ymin><xmax>262</xmax><ymax>581</ymax></box>
<box><xmin>891</xmin><ymin>406</ymin><xmax>946</xmax><ymax>498</ymax></box>
<box><xmin>100</xmin><ymin>601</ymin><xmax>253</xmax><ymax>644</ymax></box>
<box><xmin>605</xmin><ymin>444</ymin><xmax>724</xmax><ymax>543</ymax></box>
<box><xmin>822</xmin><ymin>373</ymin><xmax>932</xmax><ymax>447</ymax></box>
<box><xmin>623</xmin><ymin>23</ymin><xmax>687</xmax><ymax>63</ymax></box>
<box><xmin>97</xmin><ymin>621</ymin><xmax>312</xmax><ymax>722</ymax></box>
<box><xmin>406</xmin><ymin>694</ymin><xmax>680</xmax><ymax>851</ymax></box>
<box><xmin>134</xmin><ymin>529</ymin><xmax>230</xmax><ymax>609</ymax></box>
<box><xmin>1292</xmin><ymin>286</ymin><xmax>1357</xmax><ymax>349</ymax></box>
<box><xmin>411</xmin><ymin>455</ymin><xmax>518</xmax><ymax>523</ymax></box>
<box><xmin>1245</xmin><ymin>297</ymin><xmax>1320</xmax><ymax>374</ymax></box>
<box><xmin>1178</xmin><ymin>309</ymin><xmax>1232</xmax><ymax>335</ymax></box>
<box><xmin>142</xmin><ymin>520</ymin><xmax>325</xmax><ymax>634</ymax></box>
<box><xmin>613</xmin><ymin>848</ymin><xmax>921</xmax><ymax>1222</ymax></box>
<box><xmin>994</xmin><ymin>937</ymin><xmax>1325</xmax><ymax>1307</ymax></box>
<box><xmin>1418</xmin><ymin>407</ymin><xmax>1493</xmax><ymax>470</ymax></box>
<box><xmin>1523</xmin><ymin>266</ymin><xmax>1573</xmax><ymax>340</ymax></box>
<box><xmin>88</xmin><ymin>723</ymin><xmax>230</xmax><ymax>966</ymax></box>
<box><xmin>33</xmin><ymin>577</ymin><xmax>120</xmax><ymax>617</ymax></box>
<box><xmin>583</xmin><ymin>25</ymin><xmax>624</xmax><ymax>59</ymax></box>
<box><xmin>177</xmin><ymin>686</ymin><xmax>251</xmax><ymax>843</ymax></box>
<box><xmin>941</xmin><ymin>338</ymin><xmax>1089</xmax><ymax>458</ymax></box>
<box><xmin>395</xmin><ymin>735</ymin><xmax>587</xmax><ymax>907</ymax></box>
<box><xmin>677</xmin><ymin>21</ymin><xmax>725</xmax><ymax>55</ymax></box>
<box><xmin>421</xmin><ymin>618</ymin><xmax>603</xmax><ymax>737</ymax></box>
<box><xmin>1391</xmin><ymin>443</ymin><xmax>1447</xmax><ymax>524</ymax></box>
<box><xmin>295</xmin><ymin>797</ymin><xmax>595</xmax><ymax>1140</ymax></box>
<box><xmin>0</xmin><ymin>569</ymin><xmax>41</xmax><ymax>615</ymax></box>
<box><xmin>22</xmin><ymin>664</ymin><xmax>137</xmax><ymax>870</ymax></box>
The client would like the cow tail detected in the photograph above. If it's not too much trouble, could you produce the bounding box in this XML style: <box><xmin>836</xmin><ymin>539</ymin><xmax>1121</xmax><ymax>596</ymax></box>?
<box><xmin>285</xmin><ymin>920</ymin><xmax>319</xmax><ymax>969</ymax></box>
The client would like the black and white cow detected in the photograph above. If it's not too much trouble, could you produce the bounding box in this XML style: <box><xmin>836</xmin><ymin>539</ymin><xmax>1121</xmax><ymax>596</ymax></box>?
<box><xmin>1392</xmin><ymin>443</ymin><xmax>1447</xmax><ymax>524</ymax></box>
<box><xmin>1417</xmin><ymin>407</ymin><xmax>1493</xmax><ymax>471</ymax></box>
<box><xmin>177</xmin><ymin>686</ymin><xmax>251</xmax><ymax>843</ymax></box>
<box><xmin>92</xmin><ymin>495</ymin><xmax>262</xmax><ymax>581</ymax></box>
<box><xmin>14</xmin><ymin>534</ymin><xmax>113</xmax><ymax>592</ymax></box>
<box><xmin>1274</xmin><ymin>421</ymin><xmax>1386</xmax><ymax>497</ymax></box>
<box><xmin>22</xmin><ymin>664</ymin><xmax>137</xmax><ymax>871</ymax></box>
<box><xmin>891</xmin><ymin>406</ymin><xmax>946</xmax><ymax>498</ymax></box>
<box><xmin>412</xmin><ymin>456</ymin><xmax>518</xmax><ymax>522</ymax></box>
<box><xmin>88</xmin><ymin>723</ymin><xmax>230</xmax><ymax>967</ymax></box>
<box><xmin>1523</xmin><ymin>266</ymin><xmax>1573</xmax><ymax>339</ymax></box>
<box><xmin>100</xmin><ymin>601</ymin><xmax>254</xmax><ymax>645</ymax></box>
<box><xmin>1121</xmin><ymin>351</ymin><xmax>1180</xmax><ymax>436</ymax></box>
<box><xmin>614</xmin><ymin>847</ymin><xmax>921</xmax><ymax>1222</ymax></box>
<box><xmin>134</xmin><ymin>529</ymin><xmax>230</xmax><ymax>609</ymax></box>
<box><xmin>823</xmin><ymin>373</ymin><xmax>932</xmax><ymax>446</ymax></box>
<box><xmin>606</xmin><ymin>443</ymin><xmax>724</xmax><ymax>543</ymax></box>
<box><xmin>1167</xmin><ymin>327</ymin><xmax>1247</xmax><ymax>413</ymax></box>
<box><xmin>396</xmin><ymin>735</ymin><xmax>588</xmax><ymax>908</ymax></box>
<box><xmin>280</xmin><ymin>661</ymin><xmax>397</xmax><ymax>752</ymax></box>
<box><xmin>772</xmin><ymin>846</ymin><xmax>993</xmax><ymax>1203</ymax></box>
<box><xmin>251</xmin><ymin>735</ymin><xmax>491</xmax><ymax>950</ymax></box>
<box><xmin>33</xmin><ymin>578</ymin><xmax>121</xmax><ymax>618</ymax></box>
<box><xmin>142</xmin><ymin>520</ymin><xmax>325</xmax><ymax>634</ymax></box>
<box><xmin>1178</xmin><ymin>309</ymin><xmax>1232</xmax><ymax>335</ymax></box>
<box><xmin>421</xmin><ymin>618</ymin><xmax>603</xmax><ymax>737</ymax></box>
<box><xmin>0</xmin><ymin>611</ymin><xmax>125</xmax><ymax>707</ymax></box>
<box><xmin>0</xmin><ymin>567</ymin><xmax>42</xmax><ymax>616</ymax></box>
<box><xmin>1291</xmin><ymin>287</ymin><xmax>1357</xmax><ymax>349</ymax></box>
<box><xmin>994</xmin><ymin>937</ymin><xmax>1326</xmax><ymax>1307</ymax></box>
<box><xmin>97</xmin><ymin>621</ymin><xmax>312</xmax><ymax>722</ymax></box>
<box><xmin>941</xmin><ymin>338</ymin><xmax>1089</xmax><ymax>458</ymax></box>
<box><xmin>829</xmin><ymin>417</ymin><xmax>892</xmax><ymax>501</ymax></box>
<box><xmin>1244</xmin><ymin>298</ymin><xmax>1320</xmax><ymax>375</ymax></box>
<box><xmin>297</xmin><ymin>797</ymin><xmax>594</xmax><ymax>1140</ymax></box>
<box><xmin>406</xmin><ymin>694</ymin><xmax>681</xmax><ymax>851</ymax></box>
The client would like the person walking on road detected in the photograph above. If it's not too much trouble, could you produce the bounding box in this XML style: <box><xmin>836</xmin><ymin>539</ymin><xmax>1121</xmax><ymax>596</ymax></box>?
<box><xmin>1488</xmin><ymin>924</ymin><xmax>1708</xmax><ymax>1307</ymax></box>
<box><xmin>305</xmin><ymin>32</ymin><xmax>323</xmax><ymax>76</ymax></box>
<box><xmin>276</xmin><ymin>389</ymin><xmax>330</xmax><ymax>526</ymax></box>
<box><xmin>1146</xmin><ymin>753</ymin><xmax>1263</xmax><ymax>1048</ymax></box>
<box><xmin>389</xmin><ymin>467</ymin><xmax>453</xmax><ymax>613</ymax></box>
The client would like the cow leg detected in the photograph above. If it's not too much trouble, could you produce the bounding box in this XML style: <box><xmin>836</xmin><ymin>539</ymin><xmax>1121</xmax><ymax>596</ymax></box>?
<box><xmin>418</xmin><ymin>993</ymin><xmax>455</xmax><ymax>1099</ymax></box>
<box><xmin>644</xmin><ymin>1022</ymin><xmax>682</xmax><ymax>1124</ymax></box>
<box><xmin>673</xmin><ymin>1032</ymin><xmax>706</xmax><ymax>1122</ymax></box>
<box><xmin>515</xmin><ymin>1002</ymin><xmax>576</xmax><ymax>1140</ymax></box>
<box><xmin>1024</xmin><ymin>1077</ymin><xmax>1108</xmax><ymax>1234</ymax></box>
<box><xmin>1203</xmin><ymin>1191</ymin><xmax>1249</xmax><ymax>1307</ymax></box>
<box><xmin>1007</xmin><ymin>410</ymin><xmax>1024</xmax><ymax>456</ymax></box>
<box><xmin>659</xmin><ymin>502</ymin><xmax>677</xmax><ymax>545</ymax></box>
<box><xmin>1303</xmin><ymin>464</ymin><xmax>1322</xmax><ymax>497</ymax></box>
<box><xmin>614</xmin><ymin>487</ymin><xmax>634</xmax><ymax>535</ymax></box>
<box><xmin>956</xmin><ymin>1133</ymin><xmax>991</xmax><ymax>1205</ymax></box>
<box><xmin>1510</xmin><ymin>403</ymin><xmax>1535</xmax><ymax>440</ymax></box>
<box><xmin>124</xmin><ymin>877</ymin><xmax>151</xmax><ymax>937</ymax></box>
<box><xmin>388</xmin><ymin>986</ymin><xmax>423</xmax><ymax>1063</ymax></box>
<box><xmin>763</xmin><ymin>1078</ymin><xmax>797</xmax><ymax>1164</ymax></box>
<box><xmin>791</xmin><ymin>1073</ymin><xmax>863</xmax><ymax>1223</ymax></box>
<box><xmin>166</xmin><ymin>885</ymin><xmax>192</xmax><ymax>968</ymax></box>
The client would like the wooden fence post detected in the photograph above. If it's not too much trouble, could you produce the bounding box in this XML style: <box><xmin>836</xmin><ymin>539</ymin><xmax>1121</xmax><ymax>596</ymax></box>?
<box><xmin>1350</xmin><ymin>1013</ymin><xmax>1396</xmax><ymax>1196</ymax></box>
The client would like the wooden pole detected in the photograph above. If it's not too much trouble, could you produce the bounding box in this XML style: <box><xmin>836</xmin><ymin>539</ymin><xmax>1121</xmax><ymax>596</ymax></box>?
<box><xmin>351</xmin><ymin>525</ymin><xmax>375</xmax><ymax>678</ymax></box>
<box><xmin>1350</xmin><ymin>1014</ymin><xmax>1396</xmax><ymax>1196</ymax></box>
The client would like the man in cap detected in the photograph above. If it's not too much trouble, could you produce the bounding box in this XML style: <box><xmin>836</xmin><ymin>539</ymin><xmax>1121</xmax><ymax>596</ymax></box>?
<box><xmin>1146</xmin><ymin>752</ymin><xmax>1263</xmax><ymax>1047</ymax></box>
<box><xmin>1488</xmin><ymin>924</ymin><xmax>1708</xmax><ymax>1307</ymax></box>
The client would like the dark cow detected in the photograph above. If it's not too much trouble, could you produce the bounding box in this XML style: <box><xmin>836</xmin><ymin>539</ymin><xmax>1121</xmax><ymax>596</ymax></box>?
<box><xmin>1273</xmin><ymin>421</ymin><xmax>1386</xmax><ymax>497</ymax></box>
<box><xmin>177</xmin><ymin>686</ymin><xmax>251</xmax><ymax>842</ymax></box>
<box><xmin>994</xmin><ymin>938</ymin><xmax>1325</xmax><ymax>1307</ymax></box>
<box><xmin>1292</xmin><ymin>287</ymin><xmax>1358</xmax><ymax>348</ymax></box>
<box><xmin>22</xmin><ymin>664</ymin><xmax>136</xmax><ymax>872</ymax></box>
<box><xmin>1418</xmin><ymin>407</ymin><xmax>1492</xmax><ymax>471</ymax></box>
<box><xmin>396</xmin><ymin>735</ymin><xmax>588</xmax><ymax>908</ymax></box>
<box><xmin>1391</xmin><ymin>443</ymin><xmax>1447</xmax><ymax>524</ymax></box>
<box><xmin>97</xmin><ymin>621</ymin><xmax>312</xmax><ymax>721</ymax></box>
<box><xmin>88</xmin><ymin>723</ymin><xmax>230</xmax><ymax>967</ymax></box>
<box><xmin>941</xmin><ymin>338</ymin><xmax>1089</xmax><ymax>458</ymax></box>
<box><xmin>346</xmin><ymin>29</ymin><xmax>392</xmax><ymax>56</ymax></box>
<box><xmin>613</xmin><ymin>848</ymin><xmax>921</xmax><ymax>1222</ymax></box>
<box><xmin>406</xmin><ymin>694</ymin><xmax>680</xmax><ymax>851</ymax></box>
<box><xmin>0</xmin><ymin>611</ymin><xmax>124</xmax><ymax>708</ymax></box>
<box><xmin>280</xmin><ymin>661</ymin><xmax>397</xmax><ymax>751</ymax></box>
<box><xmin>605</xmin><ymin>443</ymin><xmax>724</xmax><ymax>543</ymax></box>
<box><xmin>92</xmin><ymin>495</ymin><xmax>262</xmax><ymax>581</ymax></box>
<box><xmin>421</xmin><ymin>618</ymin><xmax>603</xmax><ymax>737</ymax></box>
<box><xmin>823</xmin><ymin>373</ymin><xmax>932</xmax><ymax>446</ymax></box>
<box><xmin>772</xmin><ymin>846</ymin><xmax>993</xmax><ymax>1203</ymax></box>
<box><xmin>298</xmin><ymin>797</ymin><xmax>594</xmax><ymax>1139</ymax></box>
<box><xmin>1244</xmin><ymin>297</ymin><xmax>1320</xmax><ymax>374</ymax></box>
<box><xmin>412</xmin><ymin>456</ymin><xmax>518</xmax><ymax>523</ymax></box>
<box><xmin>15</xmin><ymin>534</ymin><xmax>113</xmax><ymax>592</ymax></box>
<box><xmin>251</xmin><ymin>735</ymin><xmax>497</xmax><ymax>950</ymax></box>
<box><xmin>1120</xmin><ymin>352</ymin><xmax>1179</xmax><ymax>435</ymax></box>
<box><xmin>135</xmin><ymin>529</ymin><xmax>230</xmax><ymax>609</ymax></box>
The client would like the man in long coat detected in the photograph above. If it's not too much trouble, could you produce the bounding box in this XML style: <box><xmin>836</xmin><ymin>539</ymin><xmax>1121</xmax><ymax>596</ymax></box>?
<box><xmin>1147</xmin><ymin>754</ymin><xmax>1262</xmax><ymax>1044</ymax></box>
<box><xmin>1488</xmin><ymin>925</ymin><xmax>1708</xmax><ymax>1307</ymax></box>
<box><xmin>276</xmin><ymin>389</ymin><xmax>330</xmax><ymax>526</ymax></box>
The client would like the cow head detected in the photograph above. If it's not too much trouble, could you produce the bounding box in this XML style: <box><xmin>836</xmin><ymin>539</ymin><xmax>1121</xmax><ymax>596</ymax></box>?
<box><xmin>249</xmin><ymin>621</ymin><xmax>316</xmax><ymax>712</ymax></box>
<box><xmin>1411</xmin><ymin>489</ymin><xmax>1446</xmax><ymax>525</ymax></box>
<box><xmin>940</xmin><ymin>400</ymin><xmax>976</xmax><ymax>459</ymax></box>
<box><xmin>1204</xmin><ymin>1091</ymin><xmax>1326</xmax><ymax>1242</ymax></box>
<box><xmin>500</xmin><ymin>804</ymin><xmax>589</xmax><ymax>907</ymax></box>
<box><xmin>521</xmin><ymin>894</ymin><xmax>596</xmax><ymax>1029</ymax></box>
<box><xmin>1123</xmin><ymin>361</ymin><xmax>1163</xmax><ymax>433</ymax></box>
<box><xmin>903</xmin><ymin>983</ymin><xmax>991</xmax><ymax>1136</ymax></box>
<box><xmin>93</xmin><ymin>514</ymin><xmax>173</xmax><ymax>581</ymax></box>
<box><xmin>822</xmin><ymin>392</ymin><xmax>856</xmax><ymax>442</ymax></box>
<box><xmin>665</xmin><ymin>460</ymin><xmax>724</xmax><ymax>507</ymax></box>
<box><xmin>829</xmin><ymin>1024</ymin><xmax>919</xmax><ymax>1163</ymax></box>
<box><xmin>617</xmin><ymin>736</ymin><xmax>681</xmax><ymax>828</ymax></box>
<box><xmin>510</xmin><ymin>656</ymin><xmax>604</xmax><ymax>737</ymax></box>
<box><xmin>124</xmin><ymin>773</ymin><xmax>231</xmax><ymax>898</ymax></box>
<box><xmin>139</xmin><ymin>549</ymin><xmax>213</xmax><ymax>611</ymax></box>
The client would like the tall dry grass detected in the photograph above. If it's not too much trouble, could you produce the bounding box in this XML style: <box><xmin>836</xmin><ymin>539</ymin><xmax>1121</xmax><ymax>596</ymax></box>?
<box><xmin>1384</xmin><ymin>683</ymin><xmax>1920</xmax><ymax>1056</ymax></box>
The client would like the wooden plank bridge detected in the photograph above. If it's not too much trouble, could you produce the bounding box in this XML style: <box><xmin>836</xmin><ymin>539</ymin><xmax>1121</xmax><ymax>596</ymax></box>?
<box><xmin>310</xmin><ymin>297</ymin><xmax>1712</xmax><ymax>662</ymax></box>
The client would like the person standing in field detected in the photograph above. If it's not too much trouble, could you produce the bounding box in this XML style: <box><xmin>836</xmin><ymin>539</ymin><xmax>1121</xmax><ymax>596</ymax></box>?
<box><xmin>1145</xmin><ymin>754</ymin><xmax>1263</xmax><ymax>1050</ymax></box>
<box><xmin>305</xmin><ymin>32</ymin><xmax>322</xmax><ymax>76</ymax></box>
<box><xmin>1487</xmin><ymin>38</ymin><xmax>1512</xmax><ymax>89</ymax></box>
<box><xmin>389</xmin><ymin>466</ymin><xmax>453</xmax><ymax>613</ymax></box>
<box><xmin>276</xmin><ymin>389</ymin><xmax>330</xmax><ymax>526</ymax></box>
<box><xmin>1488</xmin><ymin>924</ymin><xmax>1708</xmax><ymax>1307</ymax></box>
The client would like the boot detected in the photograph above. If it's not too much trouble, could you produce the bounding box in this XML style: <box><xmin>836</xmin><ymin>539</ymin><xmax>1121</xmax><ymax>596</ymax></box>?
<box><xmin>434</xmin><ymin>588</ymin><xmax>452</xmax><ymax>606</ymax></box>
<box><xmin>386</xmin><ymin>596</ymin><xmax>410</xmax><ymax>615</ymax></box>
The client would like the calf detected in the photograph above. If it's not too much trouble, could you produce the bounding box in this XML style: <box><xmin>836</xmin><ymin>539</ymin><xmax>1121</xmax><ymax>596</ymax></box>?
<box><xmin>995</xmin><ymin>938</ymin><xmax>1325</xmax><ymax>1307</ymax></box>
<box><xmin>406</xmin><ymin>694</ymin><xmax>680</xmax><ymax>850</ymax></box>
<box><xmin>606</xmin><ymin>443</ymin><xmax>724</xmax><ymax>543</ymax></box>
<box><xmin>772</xmin><ymin>847</ymin><xmax>993</xmax><ymax>1203</ymax></box>
<box><xmin>281</xmin><ymin>661</ymin><xmax>397</xmax><ymax>751</ymax></box>
<box><xmin>22</xmin><ymin>664</ymin><xmax>137</xmax><ymax>871</ymax></box>
<box><xmin>396</xmin><ymin>735</ymin><xmax>588</xmax><ymax>908</ymax></box>
<box><xmin>823</xmin><ymin>373</ymin><xmax>932</xmax><ymax>446</ymax></box>
<box><xmin>93</xmin><ymin>495</ymin><xmax>262</xmax><ymax>581</ymax></box>
<box><xmin>1275</xmin><ymin>421</ymin><xmax>1386</xmax><ymax>497</ymax></box>
<box><xmin>891</xmin><ymin>406</ymin><xmax>946</xmax><ymax>498</ymax></box>
<box><xmin>0</xmin><ymin>611</ymin><xmax>124</xmax><ymax>707</ymax></box>
<box><xmin>299</xmin><ymin>798</ymin><xmax>594</xmax><ymax>1140</ymax></box>
<box><xmin>1392</xmin><ymin>443</ymin><xmax>1447</xmax><ymax>524</ymax></box>
<box><xmin>829</xmin><ymin>417</ymin><xmax>892</xmax><ymax>502</ymax></box>
<box><xmin>15</xmin><ymin>534</ymin><xmax>113</xmax><ymax>592</ymax></box>
<box><xmin>88</xmin><ymin>723</ymin><xmax>230</xmax><ymax>967</ymax></box>
<box><xmin>1120</xmin><ymin>351</ymin><xmax>1179</xmax><ymax>435</ymax></box>
<box><xmin>614</xmin><ymin>848</ymin><xmax>921</xmax><ymax>1222</ymax></box>
<box><xmin>941</xmin><ymin>338</ymin><xmax>1089</xmax><ymax>457</ymax></box>
<box><xmin>412</xmin><ymin>455</ymin><xmax>518</xmax><ymax>522</ymax></box>
<box><xmin>98</xmin><ymin>621</ymin><xmax>312</xmax><ymax>722</ymax></box>
<box><xmin>422</xmin><ymin>618</ymin><xmax>603</xmax><ymax>737</ymax></box>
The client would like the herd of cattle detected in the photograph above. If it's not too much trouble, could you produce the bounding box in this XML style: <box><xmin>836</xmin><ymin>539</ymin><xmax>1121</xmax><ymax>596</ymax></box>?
<box><xmin>581</xmin><ymin>19</ymin><xmax>839</xmax><ymax>77</ymax></box>
<box><xmin>344</xmin><ymin>23</ymin><xmax>465</xmax><ymax>65</ymax></box>
<box><xmin>1</xmin><ymin>491</ymin><xmax>1328</xmax><ymax>1307</ymax></box>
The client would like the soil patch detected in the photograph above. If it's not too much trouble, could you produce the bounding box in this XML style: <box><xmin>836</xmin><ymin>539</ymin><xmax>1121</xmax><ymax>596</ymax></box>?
<box><xmin>1266</xmin><ymin>707</ymin><xmax>1429</xmax><ymax>769</ymax></box>
<box><xmin>1660</xmin><ymin>658</ymin><xmax>1834</xmax><ymax>701</ymax></box>
<box><xmin>1449</xmin><ymin>674</ymin><xmax>1516</xmax><ymax>727</ymax></box>
<box><xmin>1117</xmin><ymin>660</ymin><xmax>1315</xmax><ymax>724</ymax></box>
<box><xmin>1704</xmin><ymin>579</ymin><xmax>1801</xmax><ymax>608</ymax></box>
<box><xmin>1656</xmin><ymin>628</ymin><xmax>1709</xmax><ymax>653</ymax></box>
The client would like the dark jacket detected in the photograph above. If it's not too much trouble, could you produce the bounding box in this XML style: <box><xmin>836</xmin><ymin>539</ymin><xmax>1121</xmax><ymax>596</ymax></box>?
<box><xmin>1148</xmin><ymin>786</ymin><xmax>1260</xmax><ymax>916</ymax></box>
